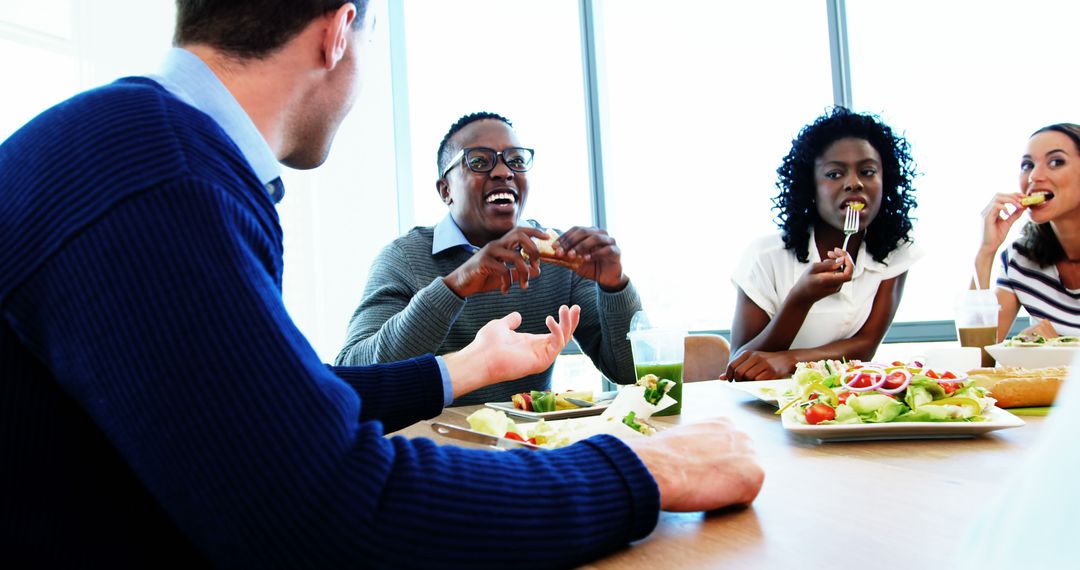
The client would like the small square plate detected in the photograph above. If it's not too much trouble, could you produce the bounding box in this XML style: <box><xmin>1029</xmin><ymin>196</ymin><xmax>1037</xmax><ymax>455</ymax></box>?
<box><xmin>484</xmin><ymin>391</ymin><xmax>618</xmax><ymax>421</ymax></box>
<box><xmin>722</xmin><ymin>379</ymin><xmax>791</xmax><ymax>406</ymax></box>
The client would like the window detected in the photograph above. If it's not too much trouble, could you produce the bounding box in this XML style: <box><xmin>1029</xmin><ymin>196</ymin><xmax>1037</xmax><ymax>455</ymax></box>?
<box><xmin>597</xmin><ymin>0</ymin><xmax>835</xmax><ymax>332</ymax></box>
<box><xmin>847</xmin><ymin>0</ymin><xmax>1080</xmax><ymax>322</ymax></box>
<box><xmin>400</xmin><ymin>0</ymin><xmax>593</xmax><ymax>232</ymax></box>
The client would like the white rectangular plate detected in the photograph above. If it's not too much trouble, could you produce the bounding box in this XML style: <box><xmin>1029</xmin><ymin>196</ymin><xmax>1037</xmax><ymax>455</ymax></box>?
<box><xmin>781</xmin><ymin>406</ymin><xmax>1025</xmax><ymax>442</ymax></box>
<box><xmin>722</xmin><ymin>379</ymin><xmax>791</xmax><ymax>406</ymax></box>
<box><xmin>485</xmin><ymin>392</ymin><xmax>617</xmax><ymax>421</ymax></box>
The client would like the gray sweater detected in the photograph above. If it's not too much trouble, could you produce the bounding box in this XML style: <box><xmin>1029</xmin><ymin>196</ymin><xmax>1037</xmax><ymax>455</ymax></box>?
<box><xmin>336</xmin><ymin>226</ymin><xmax>641</xmax><ymax>405</ymax></box>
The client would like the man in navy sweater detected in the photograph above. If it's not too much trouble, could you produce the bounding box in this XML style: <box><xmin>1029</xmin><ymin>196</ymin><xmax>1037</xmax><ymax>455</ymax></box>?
<box><xmin>0</xmin><ymin>1</ymin><xmax>764</xmax><ymax>567</ymax></box>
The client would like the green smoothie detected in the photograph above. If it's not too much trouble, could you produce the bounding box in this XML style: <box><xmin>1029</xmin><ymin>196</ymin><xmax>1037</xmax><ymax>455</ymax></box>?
<box><xmin>635</xmin><ymin>361</ymin><xmax>684</xmax><ymax>416</ymax></box>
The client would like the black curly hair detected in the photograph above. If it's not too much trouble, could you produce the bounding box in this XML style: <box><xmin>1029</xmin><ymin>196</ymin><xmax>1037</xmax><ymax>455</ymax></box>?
<box><xmin>1012</xmin><ymin>123</ymin><xmax>1080</xmax><ymax>267</ymax></box>
<box><xmin>436</xmin><ymin>112</ymin><xmax>513</xmax><ymax>177</ymax></box>
<box><xmin>773</xmin><ymin>107</ymin><xmax>918</xmax><ymax>263</ymax></box>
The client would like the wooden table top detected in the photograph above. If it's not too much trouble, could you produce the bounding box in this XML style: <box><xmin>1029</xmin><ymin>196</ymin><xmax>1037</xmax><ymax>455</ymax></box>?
<box><xmin>391</xmin><ymin>380</ymin><xmax>1043</xmax><ymax>569</ymax></box>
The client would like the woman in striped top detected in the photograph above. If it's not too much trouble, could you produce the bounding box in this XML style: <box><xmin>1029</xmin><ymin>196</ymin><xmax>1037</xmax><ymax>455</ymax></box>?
<box><xmin>975</xmin><ymin>123</ymin><xmax>1080</xmax><ymax>339</ymax></box>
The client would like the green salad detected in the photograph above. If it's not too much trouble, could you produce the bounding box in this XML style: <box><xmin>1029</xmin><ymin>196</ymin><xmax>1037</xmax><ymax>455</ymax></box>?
<box><xmin>779</xmin><ymin>359</ymin><xmax>996</xmax><ymax>426</ymax></box>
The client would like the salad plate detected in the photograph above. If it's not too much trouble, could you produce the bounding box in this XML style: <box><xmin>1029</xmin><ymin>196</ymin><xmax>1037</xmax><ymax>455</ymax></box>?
<box><xmin>781</xmin><ymin>406</ymin><xmax>1025</xmax><ymax>442</ymax></box>
<box><xmin>485</xmin><ymin>391</ymin><xmax>618</xmax><ymax>421</ymax></box>
<box><xmin>722</xmin><ymin>379</ymin><xmax>790</xmax><ymax>406</ymax></box>
<box><xmin>984</xmin><ymin>343</ymin><xmax>1078</xmax><ymax>369</ymax></box>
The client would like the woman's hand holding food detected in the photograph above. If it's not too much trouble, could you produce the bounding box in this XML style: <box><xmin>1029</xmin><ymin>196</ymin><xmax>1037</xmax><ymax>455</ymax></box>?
<box><xmin>556</xmin><ymin>226</ymin><xmax>630</xmax><ymax>291</ymax></box>
<box><xmin>975</xmin><ymin>192</ymin><xmax>1026</xmax><ymax>287</ymax></box>
<box><xmin>626</xmin><ymin>418</ymin><xmax>764</xmax><ymax>512</ymax></box>
<box><xmin>790</xmin><ymin>248</ymin><xmax>854</xmax><ymax>304</ymax></box>
<box><xmin>443</xmin><ymin>305</ymin><xmax>581</xmax><ymax>398</ymax></box>
<box><xmin>980</xmin><ymin>192</ymin><xmax>1026</xmax><ymax>253</ymax></box>
<box><xmin>723</xmin><ymin>350</ymin><xmax>799</xmax><ymax>381</ymax></box>
<box><xmin>443</xmin><ymin>226</ymin><xmax>548</xmax><ymax>297</ymax></box>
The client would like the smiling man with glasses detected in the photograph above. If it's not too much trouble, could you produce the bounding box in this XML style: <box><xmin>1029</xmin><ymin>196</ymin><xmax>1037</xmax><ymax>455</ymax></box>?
<box><xmin>337</xmin><ymin>111</ymin><xmax>643</xmax><ymax>405</ymax></box>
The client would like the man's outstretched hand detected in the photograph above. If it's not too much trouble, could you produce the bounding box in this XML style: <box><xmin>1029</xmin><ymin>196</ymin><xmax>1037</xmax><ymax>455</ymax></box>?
<box><xmin>443</xmin><ymin>305</ymin><xmax>581</xmax><ymax>399</ymax></box>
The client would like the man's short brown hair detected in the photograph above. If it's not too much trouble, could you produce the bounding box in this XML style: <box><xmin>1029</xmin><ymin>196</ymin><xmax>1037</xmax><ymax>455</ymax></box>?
<box><xmin>174</xmin><ymin>0</ymin><xmax>368</xmax><ymax>59</ymax></box>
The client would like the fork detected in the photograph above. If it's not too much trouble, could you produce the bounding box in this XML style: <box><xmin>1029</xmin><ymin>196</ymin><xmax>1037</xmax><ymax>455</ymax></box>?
<box><xmin>841</xmin><ymin>205</ymin><xmax>861</xmax><ymax>253</ymax></box>
<box><xmin>838</xmin><ymin>206</ymin><xmax>860</xmax><ymax>270</ymax></box>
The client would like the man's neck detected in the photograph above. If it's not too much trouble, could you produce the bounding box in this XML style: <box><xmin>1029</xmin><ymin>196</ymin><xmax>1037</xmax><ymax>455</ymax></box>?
<box><xmin>183</xmin><ymin>45</ymin><xmax>297</xmax><ymax>161</ymax></box>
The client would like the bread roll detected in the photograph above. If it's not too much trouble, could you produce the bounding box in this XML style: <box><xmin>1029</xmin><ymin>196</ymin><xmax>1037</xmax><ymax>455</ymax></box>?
<box><xmin>968</xmin><ymin>366</ymin><xmax>1067</xmax><ymax>408</ymax></box>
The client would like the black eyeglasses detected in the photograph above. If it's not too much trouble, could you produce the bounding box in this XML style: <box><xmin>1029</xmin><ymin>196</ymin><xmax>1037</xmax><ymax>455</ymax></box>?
<box><xmin>440</xmin><ymin>147</ymin><xmax>535</xmax><ymax>178</ymax></box>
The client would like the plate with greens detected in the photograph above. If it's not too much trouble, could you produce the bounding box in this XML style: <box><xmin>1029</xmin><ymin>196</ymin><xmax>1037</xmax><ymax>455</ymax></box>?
<box><xmin>775</xmin><ymin>358</ymin><xmax>1025</xmax><ymax>441</ymax></box>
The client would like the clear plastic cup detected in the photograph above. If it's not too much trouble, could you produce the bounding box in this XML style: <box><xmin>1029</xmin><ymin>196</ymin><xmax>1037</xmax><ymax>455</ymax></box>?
<box><xmin>627</xmin><ymin>312</ymin><xmax>685</xmax><ymax>416</ymax></box>
<box><xmin>955</xmin><ymin>290</ymin><xmax>1000</xmax><ymax>367</ymax></box>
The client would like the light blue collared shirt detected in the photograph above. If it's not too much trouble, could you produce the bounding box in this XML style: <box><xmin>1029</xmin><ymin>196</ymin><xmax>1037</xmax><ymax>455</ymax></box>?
<box><xmin>432</xmin><ymin>213</ymin><xmax>480</xmax><ymax>255</ymax></box>
<box><xmin>432</xmin><ymin>213</ymin><xmax>544</xmax><ymax>255</ymax></box>
<box><xmin>148</xmin><ymin>48</ymin><xmax>284</xmax><ymax>202</ymax></box>
<box><xmin>149</xmin><ymin>48</ymin><xmax>454</xmax><ymax>404</ymax></box>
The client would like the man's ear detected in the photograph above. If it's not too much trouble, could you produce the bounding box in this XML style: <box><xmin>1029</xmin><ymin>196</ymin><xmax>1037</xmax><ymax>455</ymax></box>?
<box><xmin>323</xmin><ymin>3</ymin><xmax>356</xmax><ymax>69</ymax></box>
<box><xmin>436</xmin><ymin>179</ymin><xmax>452</xmax><ymax>205</ymax></box>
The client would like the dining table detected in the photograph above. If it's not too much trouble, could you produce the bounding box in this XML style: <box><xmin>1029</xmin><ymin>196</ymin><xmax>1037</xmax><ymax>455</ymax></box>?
<box><xmin>389</xmin><ymin>380</ymin><xmax>1045</xmax><ymax>569</ymax></box>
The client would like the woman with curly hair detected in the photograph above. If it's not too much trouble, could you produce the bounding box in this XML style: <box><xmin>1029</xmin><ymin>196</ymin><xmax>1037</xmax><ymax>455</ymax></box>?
<box><xmin>975</xmin><ymin>123</ymin><xmax>1080</xmax><ymax>339</ymax></box>
<box><xmin>725</xmin><ymin>107</ymin><xmax>921</xmax><ymax>381</ymax></box>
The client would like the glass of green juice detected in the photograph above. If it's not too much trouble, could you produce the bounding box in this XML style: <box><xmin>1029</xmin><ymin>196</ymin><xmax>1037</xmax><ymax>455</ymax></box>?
<box><xmin>627</xmin><ymin>326</ymin><xmax>686</xmax><ymax>416</ymax></box>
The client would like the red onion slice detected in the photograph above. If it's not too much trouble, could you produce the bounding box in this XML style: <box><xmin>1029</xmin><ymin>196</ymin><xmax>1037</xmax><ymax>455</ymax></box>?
<box><xmin>841</xmin><ymin>366</ymin><xmax>887</xmax><ymax>392</ymax></box>
<box><xmin>877</xmin><ymin>369</ymin><xmax>913</xmax><ymax>394</ymax></box>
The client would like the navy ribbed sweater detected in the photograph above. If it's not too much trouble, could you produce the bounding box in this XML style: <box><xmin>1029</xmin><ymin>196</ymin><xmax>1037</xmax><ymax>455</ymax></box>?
<box><xmin>0</xmin><ymin>78</ymin><xmax>659</xmax><ymax>568</ymax></box>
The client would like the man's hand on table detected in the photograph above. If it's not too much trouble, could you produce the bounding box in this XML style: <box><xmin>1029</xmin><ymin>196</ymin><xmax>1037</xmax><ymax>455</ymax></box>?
<box><xmin>443</xmin><ymin>304</ymin><xmax>581</xmax><ymax>399</ymax></box>
<box><xmin>626</xmin><ymin>418</ymin><xmax>764</xmax><ymax>512</ymax></box>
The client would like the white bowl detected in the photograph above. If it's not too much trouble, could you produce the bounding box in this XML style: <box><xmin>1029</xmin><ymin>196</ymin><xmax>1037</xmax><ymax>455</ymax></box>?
<box><xmin>984</xmin><ymin>343</ymin><xmax>1079</xmax><ymax>369</ymax></box>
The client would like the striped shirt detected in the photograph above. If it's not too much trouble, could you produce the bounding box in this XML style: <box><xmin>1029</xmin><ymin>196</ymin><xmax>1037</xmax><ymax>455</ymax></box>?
<box><xmin>997</xmin><ymin>247</ymin><xmax>1080</xmax><ymax>335</ymax></box>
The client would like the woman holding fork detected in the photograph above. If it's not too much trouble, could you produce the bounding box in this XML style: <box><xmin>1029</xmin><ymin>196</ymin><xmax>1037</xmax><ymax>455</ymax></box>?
<box><xmin>725</xmin><ymin>107</ymin><xmax>922</xmax><ymax>381</ymax></box>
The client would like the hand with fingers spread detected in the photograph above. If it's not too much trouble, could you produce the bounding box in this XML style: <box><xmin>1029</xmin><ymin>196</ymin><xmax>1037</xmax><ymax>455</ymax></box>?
<box><xmin>789</xmin><ymin>248</ymin><xmax>853</xmax><ymax>304</ymax></box>
<box><xmin>555</xmin><ymin>226</ymin><xmax>629</xmax><ymax>291</ymax></box>
<box><xmin>443</xmin><ymin>305</ymin><xmax>582</xmax><ymax>397</ymax></box>
<box><xmin>442</xmin><ymin>226</ymin><xmax>548</xmax><ymax>297</ymax></box>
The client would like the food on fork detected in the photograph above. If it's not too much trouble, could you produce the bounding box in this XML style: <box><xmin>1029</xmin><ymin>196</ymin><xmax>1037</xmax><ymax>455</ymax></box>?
<box><xmin>522</xmin><ymin>228</ymin><xmax>583</xmax><ymax>270</ymax></box>
<box><xmin>846</xmin><ymin>202</ymin><xmax>866</xmax><ymax>211</ymax></box>
<box><xmin>1020</xmin><ymin>192</ymin><xmax>1049</xmax><ymax>206</ymax></box>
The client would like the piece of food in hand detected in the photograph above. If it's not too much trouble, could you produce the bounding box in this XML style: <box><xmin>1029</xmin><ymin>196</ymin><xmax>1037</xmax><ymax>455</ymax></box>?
<box><xmin>637</xmin><ymin>374</ymin><xmax>675</xmax><ymax>405</ymax></box>
<box><xmin>523</xmin><ymin>228</ymin><xmax>583</xmax><ymax>270</ymax></box>
<box><xmin>968</xmin><ymin>366</ymin><xmax>1066</xmax><ymax>408</ymax></box>
<box><xmin>1020</xmin><ymin>192</ymin><xmax>1049</xmax><ymax>206</ymax></box>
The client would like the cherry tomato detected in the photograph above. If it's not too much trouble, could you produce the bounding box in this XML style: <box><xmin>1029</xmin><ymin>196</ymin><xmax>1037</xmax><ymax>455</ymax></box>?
<box><xmin>805</xmin><ymin>403</ymin><xmax>837</xmax><ymax>425</ymax></box>
<box><xmin>892</xmin><ymin>360</ymin><xmax>906</xmax><ymax>366</ymax></box>
<box><xmin>882</xmin><ymin>371</ymin><xmax>907</xmax><ymax>390</ymax></box>
<box><xmin>527</xmin><ymin>437</ymin><xmax>538</xmax><ymax>445</ymax></box>
<box><xmin>926</xmin><ymin>369</ymin><xmax>940</xmax><ymax>379</ymax></box>
<box><xmin>503</xmin><ymin>432</ymin><xmax>525</xmax><ymax>442</ymax></box>
<box><xmin>838</xmin><ymin>391</ymin><xmax>855</xmax><ymax>405</ymax></box>
<box><xmin>849</xmin><ymin>373</ymin><xmax>873</xmax><ymax>388</ymax></box>
<box><xmin>939</xmin><ymin>382</ymin><xmax>958</xmax><ymax>395</ymax></box>
<box><xmin>942</xmin><ymin>371</ymin><xmax>957</xmax><ymax>380</ymax></box>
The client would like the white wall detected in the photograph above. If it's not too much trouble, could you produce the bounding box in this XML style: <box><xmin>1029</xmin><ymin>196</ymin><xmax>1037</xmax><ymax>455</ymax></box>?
<box><xmin>0</xmin><ymin>0</ymin><xmax>401</xmax><ymax>362</ymax></box>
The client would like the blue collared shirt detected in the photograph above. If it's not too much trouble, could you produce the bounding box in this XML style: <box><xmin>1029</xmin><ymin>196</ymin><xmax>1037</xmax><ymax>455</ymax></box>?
<box><xmin>148</xmin><ymin>48</ymin><xmax>284</xmax><ymax>202</ymax></box>
<box><xmin>432</xmin><ymin>213</ymin><xmax>480</xmax><ymax>255</ymax></box>
<box><xmin>149</xmin><ymin>48</ymin><xmax>455</xmax><ymax>404</ymax></box>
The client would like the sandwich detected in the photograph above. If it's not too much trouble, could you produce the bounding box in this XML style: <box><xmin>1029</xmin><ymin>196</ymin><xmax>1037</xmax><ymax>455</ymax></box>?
<box><xmin>1020</xmin><ymin>192</ymin><xmax>1049</xmax><ymax>207</ymax></box>
<box><xmin>523</xmin><ymin>228</ymin><xmax>583</xmax><ymax>270</ymax></box>
<box><xmin>967</xmin><ymin>366</ymin><xmax>1066</xmax><ymax>408</ymax></box>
